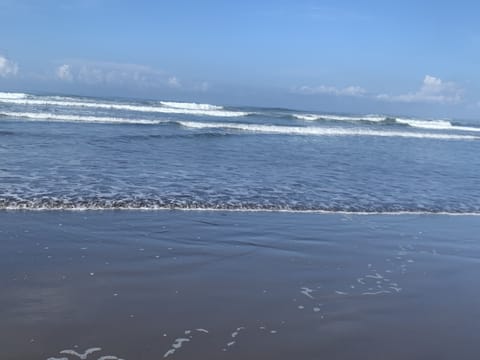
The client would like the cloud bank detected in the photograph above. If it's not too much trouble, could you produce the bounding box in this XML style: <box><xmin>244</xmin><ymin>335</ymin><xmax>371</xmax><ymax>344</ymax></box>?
<box><xmin>294</xmin><ymin>84</ymin><xmax>366</xmax><ymax>97</ymax></box>
<box><xmin>0</xmin><ymin>55</ymin><xmax>18</xmax><ymax>77</ymax></box>
<box><xmin>53</xmin><ymin>60</ymin><xmax>210</xmax><ymax>93</ymax></box>
<box><xmin>55</xmin><ymin>61</ymin><xmax>168</xmax><ymax>87</ymax></box>
<box><xmin>295</xmin><ymin>75</ymin><xmax>463</xmax><ymax>105</ymax></box>
<box><xmin>56</xmin><ymin>64</ymin><xmax>73</xmax><ymax>81</ymax></box>
<box><xmin>377</xmin><ymin>75</ymin><xmax>462</xmax><ymax>104</ymax></box>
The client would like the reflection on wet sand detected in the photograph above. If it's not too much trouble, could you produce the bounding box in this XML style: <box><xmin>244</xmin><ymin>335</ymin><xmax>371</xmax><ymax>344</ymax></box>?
<box><xmin>1</xmin><ymin>212</ymin><xmax>480</xmax><ymax>359</ymax></box>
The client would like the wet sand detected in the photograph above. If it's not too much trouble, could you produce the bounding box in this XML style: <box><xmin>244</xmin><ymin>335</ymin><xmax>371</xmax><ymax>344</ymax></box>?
<box><xmin>1</xmin><ymin>211</ymin><xmax>480</xmax><ymax>359</ymax></box>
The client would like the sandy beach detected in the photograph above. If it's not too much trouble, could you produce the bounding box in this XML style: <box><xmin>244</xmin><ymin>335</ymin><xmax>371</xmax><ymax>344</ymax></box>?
<box><xmin>1</xmin><ymin>211</ymin><xmax>480</xmax><ymax>359</ymax></box>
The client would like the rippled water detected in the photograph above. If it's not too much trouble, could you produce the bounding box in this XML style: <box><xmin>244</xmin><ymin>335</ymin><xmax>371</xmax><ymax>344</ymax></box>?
<box><xmin>1</xmin><ymin>91</ymin><xmax>479</xmax><ymax>213</ymax></box>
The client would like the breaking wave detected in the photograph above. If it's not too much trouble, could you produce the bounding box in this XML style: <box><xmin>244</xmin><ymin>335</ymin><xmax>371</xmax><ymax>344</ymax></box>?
<box><xmin>292</xmin><ymin>113</ymin><xmax>480</xmax><ymax>132</ymax></box>
<box><xmin>0</xmin><ymin>92</ymin><xmax>28</xmax><ymax>99</ymax></box>
<box><xmin>293</xmin><ymin>113</ymin><xmax>386</xmax><ymax>122</ymax></box>
<box><xmin>160</xmin><ymin>101</ymin><xmax>223</xmax><ymax>111</ymax></box>
<box><xmin>0</xmin><ymin>98</ymin><xmax>249</xmax><ymax>117</ymax></box>
<box><xmin>178</xmin><ymin>121</ymin><xmax>479</xmax><ymax>140</ymax></box>
<box><xmin>0</xmin><ymin>111</ymin><xmax>165</xmax><ymax>125</ymax></box>
<box><xmin>395</xmin><ymin>118</ymin><xmax>480</xmax><ymax>132</ymax></box>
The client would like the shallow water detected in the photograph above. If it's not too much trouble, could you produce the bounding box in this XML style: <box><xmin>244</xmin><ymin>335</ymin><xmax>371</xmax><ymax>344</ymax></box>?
<box><xmin>1</xmin><ymin>212</ymin><xmax>480</xmax><ymax>359</ymax></box>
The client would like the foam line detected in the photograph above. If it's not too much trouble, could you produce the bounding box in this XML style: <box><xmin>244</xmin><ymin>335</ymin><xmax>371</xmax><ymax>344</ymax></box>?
<box><xmin>293</xmin><ymin>113</ymin><xmax>480</xmax><ymax>133</ymax></box>
<box><xmin>396</xmin><ymin>118</ymin><xmax>480</xmax><ymax>132</ymax></box>
<box><xmin>0</xmin><ymin>111</ymin><xmax>164</xmax><ymax>125</ymax></box>
<box><xmin>293</xmin><ymin>114</ymin><xmax>385</xmax><ymax>122</ymax></box>
<box><xmin>0</xmin><ymin>98</ymin><xmax>249</xmax><ymax>117</ymax></box>
<box><xmin>0</xmin><ymin>92</ymin><xmax>28</xmax><ymax>99</ymax></box>
<box><xmin>177</xmin><ymin>121</ymin><xmax>479</xmax><ymax>140</ymax></box>
<box><xmin>1</xmin><ymin>203</ymin><xmax>480</xmax><ymax>215</ymax></box>
<box><xmin>160</xmin><ymin>101</ymin><xmax>223</xmax><ymax>110</ymax></box>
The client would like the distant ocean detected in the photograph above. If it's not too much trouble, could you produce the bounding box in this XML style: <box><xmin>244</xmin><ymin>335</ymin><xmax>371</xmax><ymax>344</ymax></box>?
<box><xmin>1</xmin><ymin>91</ymin><xmax>479</xmax><ymax>214</ymax></box>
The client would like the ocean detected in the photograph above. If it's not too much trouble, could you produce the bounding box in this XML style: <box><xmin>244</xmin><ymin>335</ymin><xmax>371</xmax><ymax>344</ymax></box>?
<box><xmin>1</xmin><ymin>91</ymin><xmax>479</xmax><ymax>213</ymax></box>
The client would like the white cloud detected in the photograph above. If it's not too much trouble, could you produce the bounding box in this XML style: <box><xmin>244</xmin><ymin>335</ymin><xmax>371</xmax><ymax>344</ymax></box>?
<box><xmin>377</xmin><ymin>75</ymin><xmax>462</xmax><ymax>104</ymax></box>
<box><xmin>82</xmin><ymin>62</ymin><xmax>157</xmax><ymax>86</ymax></box>
<box><xmin>294</xmin><ymin>84</ymin><xmax>366</xmax><ymax>97</ymax></box>
<box><xmin>0</xmin><ymin>55</ymin><xmax>18</xmax><ymax>77</ymax></box>
<box><xmin>56</xmin><ymin>64</ymin><xmax>73</xmax><ymax>81</ymax></box>
<box><xmin>54</xmin><ymin>60</ymin><xmax>166</xmax><ymax>88</ymax></box>
<box><xmin>52</xmin><ymin>60</ymin><xmax>211</xmax><ymax>92</ymax></box>
<box><xmin>196</xmin><ymin>81</ymin><xmax>210</xmax><ymax>92</ymax></box>
<box><xmin>167</xmin><ymin>76</ymin><xmax>181</xmax><ymax>88</ymax></box>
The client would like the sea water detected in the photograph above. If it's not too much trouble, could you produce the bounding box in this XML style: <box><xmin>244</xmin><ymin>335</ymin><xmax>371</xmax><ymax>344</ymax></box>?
<box><xmin>1</xmin><ymin>91</ymin><xmax>479</xmax><ymax>213</ymax></box>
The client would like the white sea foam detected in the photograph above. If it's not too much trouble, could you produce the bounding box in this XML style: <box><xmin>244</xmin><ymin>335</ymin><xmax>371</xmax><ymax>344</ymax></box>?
<box><xmin>293</xmin><ymin>114</ymin><xmax>323</xmax><ymax>121</ymax></box>
<box><xmin>160</xmin><ymin>101</ymin><xmax>223</xmax><ymax>111</ymax></box>
<box><xmin>0</xmin><ymin>91</ymin><xmax>28</xmax><ymax>99</ymax></box>
<box><xmin>396</xmin><ymin>118</ymin><xmax>480</xmax><ymax>132</ymax></box>
<box><xmin>0</xmin><ymin>98</ymin><xmax>249</xmax><ymax>117</ymax></box>
<box><xmin>177</xmin><ymin>121</ymin><xmax>479</xmax><ymax>140</ymax></box>
<box><xmin>60</xmin><ymin>347</ymin><xmax>102</xmax><ymax>359</ymax></box>
<box><xmin>293</xmin><ymin>113</ymin><xmax>385</xmax><ymax>122</ymax></box>
<box><xmin>1</xmin><ymin>203</ymin><xmax>480</xmax><ymax>215</ymax></box>
<box><xmin>293</xmin><ymin>113</ymin><xmax>480</xmax><ymax>133</ymax></box>
<box><xmin>300</xmin><ymin>287</ymin><xmax>315</xmax><ymax>299</ymax></box>
<box><xmin>164</xmin><ymin>338</ymin><xmax>190</xmax><ymax>358</ymax></box>
<box><xmin>0</xmin><ymin>111</ymin><xmax>164</xmax><ymax>125</ymax></box>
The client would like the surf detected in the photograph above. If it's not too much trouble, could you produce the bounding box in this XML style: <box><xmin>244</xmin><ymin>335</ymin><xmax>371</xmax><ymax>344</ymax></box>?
<box><xmin>177</xmin><ymin>121</ymin><xmax>479</xmax><ymax>140</ymax></box>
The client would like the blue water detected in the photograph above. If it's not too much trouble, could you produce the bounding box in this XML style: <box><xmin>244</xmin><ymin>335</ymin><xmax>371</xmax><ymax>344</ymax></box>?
<box><xmin>1</xmin><ymin>91</ymin><xmax>479</xmax><ymax>213</ymax></box>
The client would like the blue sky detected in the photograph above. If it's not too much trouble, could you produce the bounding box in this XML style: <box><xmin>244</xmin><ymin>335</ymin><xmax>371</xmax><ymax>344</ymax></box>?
<box><xmin>1</xmin><ymin>0</ymin><xmax>480</xmax><ymax>118</ymax></box>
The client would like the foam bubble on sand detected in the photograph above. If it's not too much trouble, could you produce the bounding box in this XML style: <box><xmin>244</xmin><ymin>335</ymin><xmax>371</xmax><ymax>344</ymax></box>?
<box><xmin>362</xmin><ymin>290</ymin><xmax>392</xmax><ymax>295</ymax></box>
<box><xmin>163</xmin><ymin>329</ymin><xmax>209</xmax><ymax>358</ymax></box>
<box><xmin>365</xmin><ymin>273</ymin><xmax>384</xmax><ymax>280</ymax></box>
<box><xmin>60</xmin><ymin>347</ymin><xmax>102</xmax><ymax>359</ymax></box>
<box><xmin>300</xmin><ymin>286</ymin><xmax>315</xmax><ymax>299</ymax></box>
<box><xmin>231</xmin><ymin>326</ymin><xmax>245</xmax><ymax>338</ymax></box>
<box><xmin>164</xmin><ymin>338</ymin><xmax>190</xmax><ymax>358</ymax></box>
<box><xmin>222</xmin><ymin>326</ymin><xmax>246</xmax><ymax>351</ymax></box>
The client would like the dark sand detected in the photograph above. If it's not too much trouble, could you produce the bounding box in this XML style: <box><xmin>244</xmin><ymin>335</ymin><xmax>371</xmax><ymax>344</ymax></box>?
<box><xmin>1</xmin><ymin>211</ymin><xmax>480</xmax><ymax>359</ymax></box>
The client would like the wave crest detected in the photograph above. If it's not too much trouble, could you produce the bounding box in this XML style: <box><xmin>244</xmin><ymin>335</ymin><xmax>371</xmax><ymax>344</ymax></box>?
<box><xmin>0</xmin><ymin>92</ymin><xmax>28</xmax><ymax>99</ymax></box>
<box><xmin>0</xmin><ymin>111</ymin><xmax>164</xmax><ymax>125</ymax></box>
<box><xmin>292</xmin><ymin>113</ymin><xmax>480</xmax><ymax>133</ymax></box>
<box><xmin>0</xmin><ymin>98</ymin><xmax>249</xmax><ymax>117</ymax></box>
<box><xmin>293</xmin><ymin>114</ymin><xmax>385</xmax><ymax>122</ymax></box>
<box><xmin>160</xmin><ymin>101</ymin><xmax>223</xmax><ymax>111</ymax></box>
<box><xmin>178</xmin><ymin>121</ymin><xmax>479</xmax><ymax>140</ymax></box>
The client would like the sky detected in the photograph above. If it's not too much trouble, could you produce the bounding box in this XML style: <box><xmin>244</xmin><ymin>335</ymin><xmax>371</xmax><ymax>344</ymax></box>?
<box><xmin>1</xmin><ymin>0</ymin><xmax>480</xmax><ymax>118</ymax></box>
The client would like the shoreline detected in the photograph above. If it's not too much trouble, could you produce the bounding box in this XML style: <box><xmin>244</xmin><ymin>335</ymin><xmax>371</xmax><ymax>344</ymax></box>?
<box><xmin>1</xmin><ymin>208</ymin><xmax>480</xmax><ymax>216</ymax></box>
